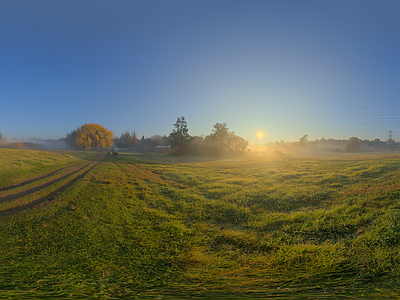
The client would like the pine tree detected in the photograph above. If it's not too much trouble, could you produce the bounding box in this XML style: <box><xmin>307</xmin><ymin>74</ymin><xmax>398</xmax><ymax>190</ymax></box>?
<box><xmin>169</xmin><ymin>116</ymin><xmax>192</xmax><ymax>149</ymax></box>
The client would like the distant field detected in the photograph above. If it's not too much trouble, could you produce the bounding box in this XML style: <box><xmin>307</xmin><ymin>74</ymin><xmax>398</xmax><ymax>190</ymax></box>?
<box><xmin>0</xmin><ymin>148</ymin><xmax>400</xmax><ymax>299</ymax></box>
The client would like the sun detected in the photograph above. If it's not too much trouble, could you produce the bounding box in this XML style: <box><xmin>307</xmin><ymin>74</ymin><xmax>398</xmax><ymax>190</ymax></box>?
<box><xmin>257</xmin><ymin>132</ymin><xmax>263</xmax><ymax>138</ymax></box>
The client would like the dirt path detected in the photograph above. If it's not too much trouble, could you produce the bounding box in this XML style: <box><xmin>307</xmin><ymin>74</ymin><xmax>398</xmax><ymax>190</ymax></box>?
<box><xmin>0</xmin><ymin>161</ymin><xmax>94</xmax><ymax>204</ymax></box>
<box><xmin>0</xmin><ymin>161</ymin><xmax>100</xmax><ymax>217</ymax></box>
<box><xmin>0</xmin><ymin>161</ymin><xmax>86</xmax><ymax>192</ymax></box>
<box><xmin>0</xmin><ymin>152</ymin><xmax>105</xmax><ymax>217</ymax></box>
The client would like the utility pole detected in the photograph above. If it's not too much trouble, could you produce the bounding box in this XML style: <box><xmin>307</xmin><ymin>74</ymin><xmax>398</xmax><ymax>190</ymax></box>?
<box><xmin>387</xmin><ymin>129</ymin><xmax>394</xmax><ymax>152</ymax></box>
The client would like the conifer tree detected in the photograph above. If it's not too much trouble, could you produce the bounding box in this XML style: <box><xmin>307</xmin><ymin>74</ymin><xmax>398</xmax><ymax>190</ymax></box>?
<box><xmin>169</xmin><ymin>116</ymin><xmax>192</xmax><ymax>149</ymax></box>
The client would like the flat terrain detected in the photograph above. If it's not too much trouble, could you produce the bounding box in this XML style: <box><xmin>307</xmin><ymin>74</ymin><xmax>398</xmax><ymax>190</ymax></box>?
<box><xmin>0</xmin><ymin>147</ymin><xmax>400</xmax><ymax>299</ymax></box>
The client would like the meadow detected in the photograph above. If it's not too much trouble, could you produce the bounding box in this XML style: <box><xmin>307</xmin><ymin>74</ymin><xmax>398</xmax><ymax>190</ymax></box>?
<box><xmin>0</xmin><ymin>147</ymin><xmax>400</xmax><ymax>299</ymax></box>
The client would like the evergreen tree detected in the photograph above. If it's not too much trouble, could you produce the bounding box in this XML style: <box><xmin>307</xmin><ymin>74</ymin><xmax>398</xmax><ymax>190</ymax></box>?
<box><xmin>169</xmin><ymin>116</ymin><xmax>192</xmax><ymax>149</ymax></box>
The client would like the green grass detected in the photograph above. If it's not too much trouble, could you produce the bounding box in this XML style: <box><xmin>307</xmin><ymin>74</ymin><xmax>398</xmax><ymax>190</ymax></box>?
<box><xmin>1</xmin><ymin>149</ymin><xmax>400</xmax><ymax>298</ymax></box>
<box><xmin>0</xmin><ymin>148</ymin><xmax>95</xmax><ymax>188</ymax></box>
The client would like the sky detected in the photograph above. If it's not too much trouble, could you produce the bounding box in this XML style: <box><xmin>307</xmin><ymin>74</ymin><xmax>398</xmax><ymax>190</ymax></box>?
<box><xmin>1</xmin><ymin>0</ymin><xmax>400</xmax><ymax>143</ymax></box>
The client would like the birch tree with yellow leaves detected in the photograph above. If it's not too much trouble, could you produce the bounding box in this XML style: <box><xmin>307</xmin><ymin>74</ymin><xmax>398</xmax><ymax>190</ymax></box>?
<box><xmin>74</xmin><ymin>123</ymin><xmax>114</xmax><ymax>150</ymax></box>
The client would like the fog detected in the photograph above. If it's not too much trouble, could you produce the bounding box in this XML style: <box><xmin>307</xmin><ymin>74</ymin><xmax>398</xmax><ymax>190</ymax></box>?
<box><xmin>0</xmin><ymin>137</ymin><xmax>70</xmax><ymax>150</ymax></box>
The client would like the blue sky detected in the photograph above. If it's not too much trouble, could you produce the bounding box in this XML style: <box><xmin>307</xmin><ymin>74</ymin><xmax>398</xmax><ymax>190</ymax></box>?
<box><xmin>1</xmin><ymin>0</ymin><xmax>400</xmax><ymax>143</ymax></box>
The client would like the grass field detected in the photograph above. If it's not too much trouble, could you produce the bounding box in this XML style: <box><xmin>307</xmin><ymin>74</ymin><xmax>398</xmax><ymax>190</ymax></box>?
<box><xmin>1</xmin><ymin>147</ymin><xmax>400</xmax><ymax>299</ymax></box>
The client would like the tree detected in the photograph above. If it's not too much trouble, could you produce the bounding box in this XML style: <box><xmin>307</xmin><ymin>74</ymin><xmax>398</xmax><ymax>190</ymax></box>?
<box><xmin>372</xmin><ymin>138</ymin><xmax>381</xmax><ymax>149</ymax></box>
<box><xmin>65</xmin><ymin>129</ymin><xmax>79</xmax><ymax>148</ymax></box>
<box><xmin>299</xmin><ymin>134</ymin><xmax>308</xmax><ymax>145</ymax></box>
<box><xmin>131</xmin><ymin>131</ymin><xmax>139</xmax><ymax>147</ymax></box>
<box><xmin>0</xmin><ymin>132</ymin><xmax>5</xmax><ymax>145</ymax></box>
<box><xmin>229</xmin><ymin>133</ymin><xmax>248</xmax><ymax>152</ymax></box>
<box><xmin>150</xmin><ymin>135</ymin><xmax>163</xmax><ymax>146</ymax></box>
<box><xmin>114</xmin><ymin>131</ymin><xmax>135</xmax><ymax>148</ymax></box>
<box><xmin>205</xmin><ymin>123</ymin><xmax>248</xmax><ymax>153</ymax></box>
<box><xmin>169</xmin><ymin>116</ymin><xmax>192</xmax><ymax>149</ymax></box>
<box><xmin>209</xmin><ymin>122</ymin><xmax>230</xmax><ymax>148</ymax></box>
<box><xmin>121</xmin><ymin>131</ymin><xmax>132</xmax><ymax>147</ymax></box>
<box><xmin>346</xmin><ymin>137</ymin><xmax>360</xmax><ymax>152</ymax></box>
<box><xmin>73</xmin><ymin>123</ymin><xmax>114</xmax><ymax>150</ymax></box>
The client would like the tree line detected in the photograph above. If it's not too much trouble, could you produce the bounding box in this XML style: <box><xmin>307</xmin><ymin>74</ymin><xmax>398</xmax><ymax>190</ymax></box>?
<box><xmin>269</xmin><ymin>135</ymin><xmax>397</xmax><ymax>152</ymax></box>
<box><xmin>113</xmin><ymin>132</ymin><xmax>170</xmax><ymax>151</ymax></box>
<box><xmin>64</xmin><ymin>118</ymin><xmax>249</xmax><ymax>155</ymax></box>
<box><xmin>2</xmin><ymin>124</ymin><xmax>396</xmax><ymax>154</ymax></box>
<box><xmin>169</xmin><ymin>116</ymin><xmax>248</xmax><ymax>155</ymax></box>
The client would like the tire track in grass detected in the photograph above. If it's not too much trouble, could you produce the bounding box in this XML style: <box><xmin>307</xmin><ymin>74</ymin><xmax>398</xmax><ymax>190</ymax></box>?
<box><xmin>0</xmin><ymin>161</ymin><xmax>94</xmax><ymax>204</ymax></box>
<box><xmin>0</xmin><ymin>161</ymin><xmax>100</xmax><ymax>217</ymax></box>
<box><xmin>0</xmin><ymin>161</ymin><xmax>86</xmax><ymax>192</ymax></box>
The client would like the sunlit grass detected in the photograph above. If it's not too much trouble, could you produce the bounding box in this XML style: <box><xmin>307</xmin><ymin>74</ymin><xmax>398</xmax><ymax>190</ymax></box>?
<box><xmin>0</xmin><ymin>150</ymin><xmax>400</xmax><ymax>298</ymax></box>
<box><xmin>0</xmin><ymin>148</ymin><xmax>95</xmax><ymax>188</ymax></box>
